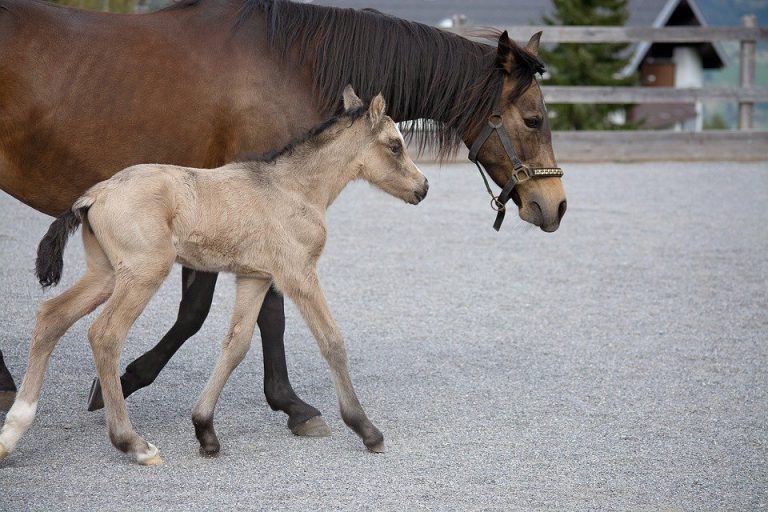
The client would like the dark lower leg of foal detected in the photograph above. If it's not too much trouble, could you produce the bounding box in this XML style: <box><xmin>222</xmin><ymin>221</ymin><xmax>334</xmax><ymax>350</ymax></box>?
<box><xmin>259</xmin><ymin>286</ymin><xmax>330</xmax><ymax>437</ymax></box>
<box><xmin>0</xmin><ymin>350</ymin><xmax>16</xmax><ymax>411</ymax></box>
<box><xmin>87</xmin><ymin>268</ymin><xmax>218</xmax><ymax>411</ymax></box>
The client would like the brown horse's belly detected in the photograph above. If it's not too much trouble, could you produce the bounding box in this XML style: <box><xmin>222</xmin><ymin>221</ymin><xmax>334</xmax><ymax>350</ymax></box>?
<box><xmin>0</xmin><ymin>151</ymin><xmax>48</xmax><ymax>214</ymax></box>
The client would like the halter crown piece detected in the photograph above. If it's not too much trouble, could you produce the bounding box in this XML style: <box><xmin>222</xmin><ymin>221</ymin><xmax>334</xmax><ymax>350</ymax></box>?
<box><xmin>468</xmin><ymin>110</ymin><xmax>563</xmax><ymax>231</ymax></box>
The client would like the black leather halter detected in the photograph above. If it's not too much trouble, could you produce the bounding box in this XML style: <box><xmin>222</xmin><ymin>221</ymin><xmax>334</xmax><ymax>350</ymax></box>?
<box><xmin>468</xmin><ymin>111</ymin><xmax>563</xmax><ymax>231</ymax></box>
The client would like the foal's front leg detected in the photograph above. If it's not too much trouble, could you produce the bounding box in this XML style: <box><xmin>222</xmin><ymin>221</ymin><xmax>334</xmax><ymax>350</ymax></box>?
<box><xmin>192</xmin><ymin>276</ymin><xmax>271</xmax><ymax>456</ymax></box>
<box><xmin>281</xmin><ymin>272</ymin><xmax>384</xmax><ymax>452</ymax></box>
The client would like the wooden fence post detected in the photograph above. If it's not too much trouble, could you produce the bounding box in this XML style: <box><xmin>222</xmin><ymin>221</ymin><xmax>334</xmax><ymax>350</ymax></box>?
<box><xmin>739</xmin><ymin>15</ymin><xmax>757</xmax><ymax>131</ymax></box>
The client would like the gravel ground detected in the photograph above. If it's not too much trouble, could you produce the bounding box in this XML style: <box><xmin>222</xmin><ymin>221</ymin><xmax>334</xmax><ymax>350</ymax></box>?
<box><xmin>0</xmin><ymin>161</ymin><xmax>766</xmax><ymax>511</ymax></box>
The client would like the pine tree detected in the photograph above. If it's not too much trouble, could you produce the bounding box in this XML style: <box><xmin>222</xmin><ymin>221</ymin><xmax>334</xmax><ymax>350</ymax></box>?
<box><xmin>539</xmin><ymin>0</ymin><xmax>637</xmax><ymax>130</ymax></box>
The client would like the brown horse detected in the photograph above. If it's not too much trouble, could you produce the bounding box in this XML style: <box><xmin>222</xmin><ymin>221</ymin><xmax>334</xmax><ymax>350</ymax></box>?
<box><xmin>0</xmin><ymin>0</ymin><xmax>566</xmax><ymax>435</ymax></box>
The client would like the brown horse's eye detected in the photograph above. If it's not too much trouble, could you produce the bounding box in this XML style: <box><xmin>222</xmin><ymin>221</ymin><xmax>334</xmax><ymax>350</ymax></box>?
<box><xmin>389</xmin><ymin>141</ymin><xmax>402</xmax><ymax>155</ymax></box>
<box><xmin>524</xmin><ymin>117</ymin><xmax>543</xmax><ymax>129</ymax></box>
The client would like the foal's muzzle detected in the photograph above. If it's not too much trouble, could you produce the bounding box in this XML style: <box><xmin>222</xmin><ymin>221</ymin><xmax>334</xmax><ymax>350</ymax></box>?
<box><xmin>413</xmin><ymin>178</ymin><xmax>429</xmax><ymax>204</ymax></box>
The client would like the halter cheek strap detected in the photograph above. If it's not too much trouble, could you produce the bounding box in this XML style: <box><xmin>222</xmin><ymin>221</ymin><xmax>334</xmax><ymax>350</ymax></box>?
<box><xmin>468</xmin><ymin>111</ymin><xmax>563</xmax><ymax>231</ymax></box>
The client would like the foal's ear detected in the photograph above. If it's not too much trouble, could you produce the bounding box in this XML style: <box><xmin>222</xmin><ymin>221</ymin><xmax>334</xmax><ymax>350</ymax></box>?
<box><xmin>343</xmin><ymin>85</ymin><xmax>364</xmax><ymax>111</ymax></box>
<box><xmin>496</xmin><ymin>30</ymin><xmax>514</xmax><ymax>74</ymax></box>
<box><xmin>525</xmin><ymin>31</ymin><xmax>542</xmax><ymax>57</ymax></box>
<box><xmin>368</xmin><ymin>93</ymin><xmax>386</xmax><ymax>128</ymax></box>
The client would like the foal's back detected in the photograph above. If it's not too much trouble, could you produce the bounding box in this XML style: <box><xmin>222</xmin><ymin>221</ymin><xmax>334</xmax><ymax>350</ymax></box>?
<box><xmin>81</xmin><ymin>162</ymin><xmax>316</xmax><ymax>278</ymax></box>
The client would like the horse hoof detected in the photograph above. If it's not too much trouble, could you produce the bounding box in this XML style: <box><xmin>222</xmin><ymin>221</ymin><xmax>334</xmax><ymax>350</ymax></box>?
<box><xmin>199</xmin><ymin>444</ymin><xmax>220</xmax><ymax>458</ymax></box>
<box><xmin>366</xmin><ymin>441</ymin><xmax>385</xmax><ymax>454</ymax></box>
<box><xmin>139</xmin><ymin>454</ymin><xmax>163</xmax><ymax>466</ymax></box>
<box><xmin>290</xmin><ymin>415</ymin><xmax>331</xmax><ymax>438</ymax></box>
<box><xmin>87</xmin><ymin>378</ymin><xmax>104</xmax><ymax>412</ymax></box>
<box><xmin>0</xmin><ymin>442</ymin><xmax>8</xmax><ymax>460</ymax></box>
<box><xmin>0</xmin><ymin>391</ymin><xmax>16</xmax><ymax>412</ymax></box>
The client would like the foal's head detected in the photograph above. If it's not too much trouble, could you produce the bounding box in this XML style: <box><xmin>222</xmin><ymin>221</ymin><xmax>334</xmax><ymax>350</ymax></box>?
<box><xmin>342</xmin><ymin>86</ymin><xmax>429</xmax><ymax>205</ymax></box>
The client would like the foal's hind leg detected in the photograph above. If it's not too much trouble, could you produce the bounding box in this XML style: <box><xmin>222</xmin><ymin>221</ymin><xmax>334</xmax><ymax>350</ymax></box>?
<box><xmin>192</xmin><ymin>276</ymin><xmax>271</xmax><ymax>456</ymax></box>
<box><xmin>0</xmin><ymin>264</ymin><xmax>114</xmax><ymax>459</ymax></box>
<box><xmin>87</xmin><ymin>268</ymin><xmax>218</xmax><ymax>411</ymax></box>
<box><xmin>88</xmin><ymin>265</ymin><xmax>171</xmax><ymax>465</ymax></box>
<box><xmin>279</xmin><ymin>271</ymin><xmax>384</xmax><ymax>453</ymax></box>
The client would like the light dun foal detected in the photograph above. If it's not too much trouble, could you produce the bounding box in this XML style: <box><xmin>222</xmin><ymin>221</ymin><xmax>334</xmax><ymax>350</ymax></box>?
<box><xmin>0</xmin><ymin>87</ymin><xmax>428</xmax><ymax>465</ymax></box>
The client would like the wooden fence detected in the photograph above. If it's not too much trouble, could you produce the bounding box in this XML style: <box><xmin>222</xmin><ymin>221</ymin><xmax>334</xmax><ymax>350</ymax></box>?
<box><xmin>429</xmin><ymin>17</ymin><xmax>768</xmax><ymax>163</ymax></box>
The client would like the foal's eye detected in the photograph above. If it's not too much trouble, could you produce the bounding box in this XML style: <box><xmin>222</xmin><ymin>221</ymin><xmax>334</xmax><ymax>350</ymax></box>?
<box><xmin>524</xmin><ymin>117</ymin><xmax>543</xmax><ymax>129</ymax></box>
<box><xmin>389</xmin><ymin>141</ymin><xmax>402</xmax><ymax>155</ymax></box>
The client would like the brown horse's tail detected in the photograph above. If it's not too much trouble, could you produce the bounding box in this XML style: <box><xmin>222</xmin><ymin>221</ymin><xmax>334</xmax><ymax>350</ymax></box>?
<box><xmin>35</xmin><ymin>206</ymin><xmax>89</xmax><ymax>289</ymax></box>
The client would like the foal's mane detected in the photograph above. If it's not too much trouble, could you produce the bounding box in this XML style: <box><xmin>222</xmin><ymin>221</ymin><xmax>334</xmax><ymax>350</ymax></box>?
<box><xmin>228</xmin><ymin>0</ymin><xmax>543</xmax><ymax>158</ymax></box>
<box><xmin>240</xmin><ymin>105</ymin><xmax>368</xmax><ymax>164</ymax></box>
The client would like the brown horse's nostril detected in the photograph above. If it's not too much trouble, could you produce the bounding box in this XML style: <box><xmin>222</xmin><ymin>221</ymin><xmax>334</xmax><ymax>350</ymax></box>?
<box><xmin>558</xmin><ymin>200</ymin><xmax>567</xmax><ymax>221</ymax></box>
<box><xmin>530</xmin><ymin>200</ymin><xmax>543</xmax><ymax>222</ymax></box>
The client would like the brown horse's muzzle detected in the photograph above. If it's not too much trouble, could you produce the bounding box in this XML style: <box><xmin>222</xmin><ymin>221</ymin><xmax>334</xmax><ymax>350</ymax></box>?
<box><xmin>513</xmin><ymin>177</ymin><xmax>567</xmax><ymax>232</ymax></box>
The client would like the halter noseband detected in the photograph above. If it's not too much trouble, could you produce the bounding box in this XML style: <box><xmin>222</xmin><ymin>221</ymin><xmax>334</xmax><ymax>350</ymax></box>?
<box><xmin>468</xmin><ymin>110</ymin><xmax>563</xmax><ymax>231</ymax></box>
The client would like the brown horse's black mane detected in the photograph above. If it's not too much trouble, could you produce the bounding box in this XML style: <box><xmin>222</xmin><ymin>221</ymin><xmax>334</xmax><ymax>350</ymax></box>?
<box><xmin>169</xmin><ymin>0</ymin><xmax>544</xmax><ymax>158</ymax></box>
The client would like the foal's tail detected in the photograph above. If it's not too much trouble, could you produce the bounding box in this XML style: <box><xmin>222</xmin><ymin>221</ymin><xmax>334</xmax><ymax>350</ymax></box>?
<box><xmin>35</xmin><ymin>203</ymin><xmax>90</xmax><ymax>289</ymax></box>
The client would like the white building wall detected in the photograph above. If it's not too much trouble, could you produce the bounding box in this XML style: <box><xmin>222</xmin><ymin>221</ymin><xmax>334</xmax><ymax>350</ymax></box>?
<box><xmin>673</xmin><ymin>47</ymin><xmax>704</xmax><ymax>132</ymax></box>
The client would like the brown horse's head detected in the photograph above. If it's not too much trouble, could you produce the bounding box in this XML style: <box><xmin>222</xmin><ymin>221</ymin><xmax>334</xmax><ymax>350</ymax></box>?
<box><xmin>469</xmin><ymin>31</ymin><xmax>566</xmax><ymax>232</ymax></box>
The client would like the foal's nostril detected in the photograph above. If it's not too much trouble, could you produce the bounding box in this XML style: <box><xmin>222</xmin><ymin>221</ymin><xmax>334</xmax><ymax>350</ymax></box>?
<box><xmin>415</xmin><ymin>179</ymin><xmax>429</xmax><ymax>202</ymax></box>
<box><xmin>558</xmin><ymin>200</ymin><xmax>567</xmax><ymax>221</ymax></box>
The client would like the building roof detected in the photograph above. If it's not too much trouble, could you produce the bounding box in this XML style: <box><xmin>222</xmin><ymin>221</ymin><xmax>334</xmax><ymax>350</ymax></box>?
<box><xmin>626</xmin><ymin>0</ymin><xmax>726</xmax><ymax>72</ymax></box>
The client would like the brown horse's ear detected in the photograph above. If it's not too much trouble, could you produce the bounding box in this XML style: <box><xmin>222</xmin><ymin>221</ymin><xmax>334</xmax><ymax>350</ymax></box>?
<box><xmin>369</xmin><ymin>93</ymin><xmax>386</xmax><ymax>128</ymax></box>
<box><xmin>526</xmin><ymin>31</ymin><xmax>542</xmax><ymax>57</ymax></box>
<box><xmin>496</xmin><ymin>30</ymin><xmax>513</xmax><ymax>74</ymax></box>
<box><xmin>343</xmin><ymin>85</ymin><xmax>363</xmax><ymax>111</ymax></box>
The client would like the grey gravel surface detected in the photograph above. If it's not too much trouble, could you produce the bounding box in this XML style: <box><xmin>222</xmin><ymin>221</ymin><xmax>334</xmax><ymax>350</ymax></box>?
<box><xmin>0</xmin><ymin>162</ymin><xmax>766</xmax><ymax>511</ymax></box>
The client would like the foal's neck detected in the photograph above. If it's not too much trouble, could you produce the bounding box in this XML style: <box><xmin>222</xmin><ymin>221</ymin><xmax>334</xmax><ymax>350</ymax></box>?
<box><xmin>271</xmin><ymin>132</ymin><xmax>363</xmax><ymax>211</ymax></box>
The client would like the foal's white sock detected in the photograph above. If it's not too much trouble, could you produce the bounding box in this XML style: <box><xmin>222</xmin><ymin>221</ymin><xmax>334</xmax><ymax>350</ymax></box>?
<box><xmin>0</xmin><ymin>400</ymin><xmax>38</xmax><ymax>452</ymax></box>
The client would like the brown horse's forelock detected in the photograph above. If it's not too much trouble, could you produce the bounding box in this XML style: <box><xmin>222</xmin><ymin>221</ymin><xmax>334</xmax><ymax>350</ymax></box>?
<box><xmin>227</xmin><ymin>0</ymin><xmax>543</xmax><ymax>159</ymax></box>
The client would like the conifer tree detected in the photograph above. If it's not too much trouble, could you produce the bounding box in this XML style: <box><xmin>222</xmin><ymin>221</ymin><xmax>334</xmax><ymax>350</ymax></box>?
<box><xmin>539</xmin><ymin>0</ymin><xmax>638</xmax><ymax>130</ymax></box>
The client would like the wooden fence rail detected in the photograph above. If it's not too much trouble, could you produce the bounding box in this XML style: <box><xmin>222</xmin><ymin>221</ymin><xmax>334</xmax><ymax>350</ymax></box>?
<box><xmin>495</xmin><ymin>25</ymin><xmax>768</xmax><ymax>43</ymax></box>
<box><xmin>542</xmin><ymin>86</ymin><xmax>768</xmax><ymax>104</ymax></box>
<box><xmin>440</xmin><ymin>16</ymin><xmax>767</xmax><ymax>162</ymax></box>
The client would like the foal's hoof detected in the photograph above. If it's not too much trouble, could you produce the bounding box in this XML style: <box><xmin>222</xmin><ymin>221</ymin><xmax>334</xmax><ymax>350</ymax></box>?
<box><xmin>0</xmin><ymin>391</ymin><xmax>15</xmax><ymax>412</ymax></box>
<box><xmin>87</xmin><ymin>378</ymin><xmax>104</xmax><ymax>412</ymax></box>
<box><xmin>0</xmin><ymin>442</ymin><xmax>8</xmax><ymax>460</ymax></box>
<box><xmin>139</xmin><ymin>454</ymin><xmax>163</xmax><ymax>466</ymax></box>
<box><xmin>136</xmin><ymin>443</ymin><xmax>162</xmax><ymax>466</ymax></box>
<box><xmin>290</xmin><ymin>415</ymin><xmax>331</xmax><ymax>438</ymax></box>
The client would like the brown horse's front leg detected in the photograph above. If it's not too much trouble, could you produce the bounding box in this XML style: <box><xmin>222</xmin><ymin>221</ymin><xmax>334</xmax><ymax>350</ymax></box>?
<box><xmin>0</xmin><ymin>351</ymin><xmax>16</xmax><ymax>411</ymax></box>
<box><xmin>259</xmin><ymin>286</ymin><xmax>330</xmax><ymax>437</ymax></box>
